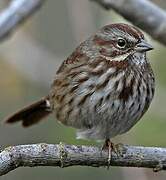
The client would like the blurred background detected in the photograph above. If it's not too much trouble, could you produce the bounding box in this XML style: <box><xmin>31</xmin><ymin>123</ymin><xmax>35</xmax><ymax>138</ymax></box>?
<box><xmin>0</xmin><ymin>0</ymin><xmax>166</xmax><ymax>179</ymax></box>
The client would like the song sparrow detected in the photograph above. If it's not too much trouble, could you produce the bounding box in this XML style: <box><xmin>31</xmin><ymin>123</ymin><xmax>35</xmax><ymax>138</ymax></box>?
<box><xmin>5</xmin><ymin>23</ymin><xmax>155</xmax><ymax>160</ymax></box>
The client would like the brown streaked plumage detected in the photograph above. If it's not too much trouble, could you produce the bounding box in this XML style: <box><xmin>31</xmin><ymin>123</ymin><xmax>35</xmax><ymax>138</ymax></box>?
<box><xmin>5</xmin><ymin>24</ymin><xmax>155</xmax><ymax>161</ymax></box>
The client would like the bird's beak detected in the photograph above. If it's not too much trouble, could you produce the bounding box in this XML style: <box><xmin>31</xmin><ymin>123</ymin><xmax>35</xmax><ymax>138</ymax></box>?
<box><xmin>135</xmin><ymin>40</ymin><xmax>153</xmax><ymax>52</ymax></box>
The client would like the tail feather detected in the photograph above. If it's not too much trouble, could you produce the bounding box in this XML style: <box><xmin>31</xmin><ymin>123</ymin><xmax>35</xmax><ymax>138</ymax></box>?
<box><xmin>5</xmin><ymin>97</ymin><xmax>52</xmax><ymax>127</ymax></box>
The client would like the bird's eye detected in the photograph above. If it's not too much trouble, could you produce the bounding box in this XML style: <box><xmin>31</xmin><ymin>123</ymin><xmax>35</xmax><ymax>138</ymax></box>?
<box><xmin>117</xmin><ymin>38</ymin><xmax>126</xmax><ymax>48</ymax></box>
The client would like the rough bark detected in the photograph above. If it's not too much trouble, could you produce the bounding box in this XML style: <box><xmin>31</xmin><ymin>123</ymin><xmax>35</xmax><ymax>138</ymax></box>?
<box><xmin>92</xmin><ymin>0</ymin><xmax>166</xmax><ymax>45</ymax></box>
<box><xmin>0</xmin><ymin>143</ymin><xmax>166</xmax><ymax>176</ymax></box>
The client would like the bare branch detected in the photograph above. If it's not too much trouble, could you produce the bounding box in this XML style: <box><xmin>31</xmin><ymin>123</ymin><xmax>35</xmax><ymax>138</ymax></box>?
<box><xmin>0</xmin><ymin>0</ymin><xmax>45</xmax><ymax>41</ymax></box>
<box><xmin>0</xmin><ymin>143</ymin><xmax>166</xmax><ymax>176</ymax></box>
<box><xmin>92</xmin><ymin>0</ymin><xmax>166</xmax><ymax>45</ymax></box>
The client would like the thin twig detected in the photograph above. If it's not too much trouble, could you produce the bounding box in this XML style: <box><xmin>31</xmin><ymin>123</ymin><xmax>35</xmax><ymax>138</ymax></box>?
<box><xmin>92</xmin><ymin>0</ymin><xmax>166</xmax><ymax>45</ymax></box>
<box><xmin>0</xmin><ymin>143</ymin><xmax>166</xmax><ymax>176</ymax></box>
<box><xmin>0</xmin><ymin>0</ymin><xmax>45</xmax><ymax>41</ymax></box>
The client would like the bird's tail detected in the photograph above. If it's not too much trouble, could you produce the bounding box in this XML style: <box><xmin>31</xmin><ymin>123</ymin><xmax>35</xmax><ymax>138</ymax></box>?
<box><xmin>5</xmin><ymin>96</ymin><xmax>52</xmax><ymax>127</ymax></box>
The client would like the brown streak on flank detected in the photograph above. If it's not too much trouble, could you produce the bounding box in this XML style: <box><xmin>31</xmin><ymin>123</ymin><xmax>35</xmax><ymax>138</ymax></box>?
<box><xmin>137</xmin><ymin>87</ymin><xmax>141</xmax><ymax>99</ymax></box>
<box><xmin>52</xmin><ymin>79</ymin><xmax>69</xmax><ymax>89</ymax></box>
<box><xmin>68</xmin><ymin>70</ymin><xmax>88</xmax><ymax>80</ymax></box>
<box><xmin>68</xmin><ymin>71</ymin><xmax>79</xmax><ymax>78</ymax></box>
<box><xmin>129</xmin><ymin>102</ymin><xmax>135</xmax><ymax>110</ymax></box>
<box><xmin>66</xmin><ymin>108</ymin><xmax>73</xmax><ymax>119</ymax></box>
<box><xmin>95</xmin><ymin>97</ymin><xmax>104</xmax><ymax>110</ymax></box>
<box><xmin>96</xmin><ymin>77</ymin><xmax>110</xmax><ymax>91</ymax></box>
<box><xmin>56</xmin><ymin>110</ymin><xmax>61</xmax><ymax>120</ymax></box>
<box><xmin>90</xmin><ymin>68</ymin><xmax>104</xmax><ymax>76</ymax></box>
<box><xmin>144</xmin><ymin>97</ymin><xmax>150</xmax><ymax>112</ymax></box>
<box><xmin>151</xmin><ymin>86</ymin><xmax>155</xmax><ymax>96</ymax></box>
<box><xmin>57</xmin><ymin>62</ymin><xmax>65</xmax><ymax>74</ymax></box>
<box><xmin>119</xmin><ymin>77</ymin><xmax>135</xmax><ymax>101</ymax></box>
<box><xmin>137</xmin><ymin>78</ymin><xmax>142</xmax><ymax>97</ymax></box>
<box><xmin>105</xmin><ymin>94</ymin><xmax>111</xmax><ymax>101</ymax></box>
<box><xmin>114</xmin><ymin>80</ymin><xmax>119</xmax><ymax>91</ymax></box>
<box><xmin>53</xmin><ymin>79</ymin><xmax>62</xmax><ymax>86</ymax></box>
<box><xmin>60</xmin><ymin>82</ymin><xmax>69</xmax><ymax>88</ymax></box>
<box><xmin>88</xmin><ymin>58</ymin><xmax>105</xmax><ymax>68</ymax></box>
<box><xmin>69</xmin><ymin>71</ymin><xmax>89</xmax><ymax>83</ymax></box>
<box><xmin>69</xmin><ymin>85</ymin><xmax>79</xmax><ymax>94</ymax></box>
<box><xmin>66</xmin><ymin>48</ymin><xmax>84</xmax><ymax>64</ymax></box>
<box><xmin>144</xmin><ymin>84</ymin><xmax>151</xmax><ymax>111</ymax></box>
<box><xmin>55</xmin><ymin>94</ymin><xmax>66</xmax><ymax>103</ymax></box>
<box><xmin>140</xmin><ymin>92</ymin><xmax>151</xmax><ymax>118</ymax></box>
<box><xmin>67</xmin><ymin>98</ymin><xmax>74</xmax><ymax>106</ymax></box>
<box><xmin>89</xmin><ymin>58</ymin><xmax>108</xmax><ymax>76</ymax></box>
<box><xmin>77</xmin><ymin>76</ymin><xmax>89</xmax><ymax>83</ymax></box>
<box><xmin>95</xmin><ymin>69</ymin><xmax>118</xmax><ymax>91</ymax></box>
<box><xmin>57</xmin><ymin>49</ymin><xmax>89</xmax><ymax>74</ymax></box>
<box><xmin>137</xmin><ymin>77</ymin><xmax>142</xmax><ymax>88</ymax></box>
<box><xmin>89</xmin><ymin>84</ymin><xmax>95</xmax><ymax>90</ymax></box>
<box><xmin>69</xmin><ymin>63</ymin><xmax>87</xmax><ymax>71</ymax></box>
<box><xmin>146</xmin><ymin>83</ymin><xmax>150</xmax><ymax>95</ymax></box>
<box><xmin>78</xmin><ymin>93</ymin><xmax>92</xmax><ymax>106</ymax></box>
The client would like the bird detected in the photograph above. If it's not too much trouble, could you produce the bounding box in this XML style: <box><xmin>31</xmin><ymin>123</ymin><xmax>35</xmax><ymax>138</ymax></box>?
<box><xmin>5</xmin><ymin>23</ymin><xmax>155</xmax><ymax>163</ymax></box>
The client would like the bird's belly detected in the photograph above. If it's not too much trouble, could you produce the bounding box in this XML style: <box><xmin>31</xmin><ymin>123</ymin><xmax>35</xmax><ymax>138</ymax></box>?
<box><xmin>76</xmin><ymin>97</ymin><xmax>142</xmax><ymax>140</ymax></box>
<box><xmin>53</xmin><ymin>70</ymin><xmax>154</xmax><ymax>140</ymax></box>
<box><xmin>75</xmin><ymin>83</ymin><xmax>153</xmax><ymax>140</ymax></box>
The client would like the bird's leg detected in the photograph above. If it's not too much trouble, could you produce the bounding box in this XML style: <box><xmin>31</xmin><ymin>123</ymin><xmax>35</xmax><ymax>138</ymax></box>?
<box><xmin>102</xmin><ymin>139</ymin><xmax>115</xmax><ymax>168</ymax></box>
<box><xmin>102</xmin><ymin>140</ymin><xmax>124</xmax><ymax>169</ymax></box>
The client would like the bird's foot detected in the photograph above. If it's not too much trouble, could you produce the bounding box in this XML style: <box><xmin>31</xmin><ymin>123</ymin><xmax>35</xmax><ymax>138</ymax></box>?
<box><xmin>101</xmin><ymin>139</ymin><xmax>123</xmax><ymax>169</ymax></box>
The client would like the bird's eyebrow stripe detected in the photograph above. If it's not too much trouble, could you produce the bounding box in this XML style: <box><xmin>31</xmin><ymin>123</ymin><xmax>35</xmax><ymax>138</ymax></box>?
<box><xmin>111</xmin><ymin>28</ymin><xmax>138</xmax><ymax>42</ymax></box>
<box><xmin>93</xmin><ymin>35</ymin><xmax>114</xmax><ymax>45</ymax></box>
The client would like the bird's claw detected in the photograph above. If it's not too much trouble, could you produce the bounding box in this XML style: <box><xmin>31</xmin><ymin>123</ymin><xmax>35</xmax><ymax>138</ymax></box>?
<box><xmin>101</xmin><ymin>139</ymin><xmax>124</xmax><ymax>169</ymax></box>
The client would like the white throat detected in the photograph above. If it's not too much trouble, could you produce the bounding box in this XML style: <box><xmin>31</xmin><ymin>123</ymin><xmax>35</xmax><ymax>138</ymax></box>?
<box><xmin>131</xmin><ymin>52</ymin><xmax>146</xmax><ymax>65</ymax></box>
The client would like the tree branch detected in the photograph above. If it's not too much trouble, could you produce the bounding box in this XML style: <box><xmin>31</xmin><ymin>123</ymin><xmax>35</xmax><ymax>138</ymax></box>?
<box><xmin>0</xmin><ymin>0</ymin><xmax>45</xmax><ymax>41</ymax></box>
<box><xmin>0</xmin><ymin>0</ymin><xmax>165</xmax><ymax>45</ymax></box>
<box><xmin>0</xmin><ymin>143</ymin><xmax>166</xmax><ymax>176</ymax></box>
<box><xmin>92</xmin><ymin>0</ymin><xmax>166</xmax><ymax>45</ymax></box>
